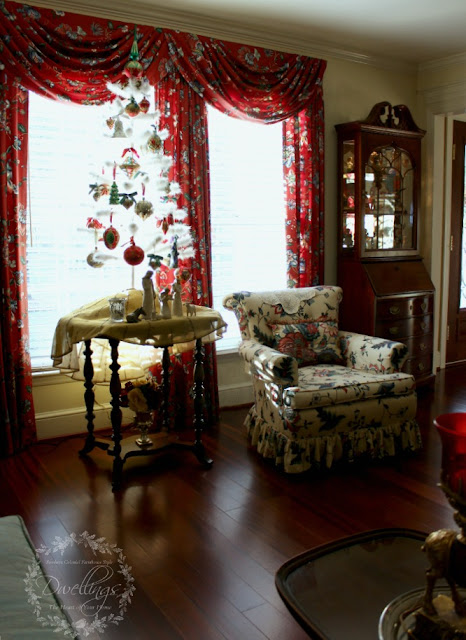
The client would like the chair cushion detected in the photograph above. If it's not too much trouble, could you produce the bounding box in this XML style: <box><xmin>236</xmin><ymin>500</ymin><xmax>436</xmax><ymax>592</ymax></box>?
<box><xmin>270</xmin><ymin>321</ymin><xmax>344</xmax><ymax>366</ymax></box>
<box><xmin>283</xmin><ymin>364</ymin><xmax>416</xmax><ymax>410</ymax></box>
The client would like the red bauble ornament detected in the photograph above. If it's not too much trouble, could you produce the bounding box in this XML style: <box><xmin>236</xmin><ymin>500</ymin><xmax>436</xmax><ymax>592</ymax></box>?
<box><xmin>123</xmin><ymin>238</ymin><xmax>144</xmax><ymax>265</ymax></box>
<box><xmin>103</xmin><ymin>225</ymin><xmax>120</xmax><ymax>250</ymax></box>
<box><xmin>139</xmin><ymin>97</ymin><xmax>150</xmax><ymax>113</ymax></box>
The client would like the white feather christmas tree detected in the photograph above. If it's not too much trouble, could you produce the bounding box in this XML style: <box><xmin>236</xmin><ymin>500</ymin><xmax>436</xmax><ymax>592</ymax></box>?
<box><xmin>85</xmin><ymin>28</ymin><xmax>194</xmax><ymax>283</ymax></box>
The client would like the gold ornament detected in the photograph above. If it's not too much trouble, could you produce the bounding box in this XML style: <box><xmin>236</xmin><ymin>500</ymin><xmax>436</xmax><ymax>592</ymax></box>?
<box><xmin>135</xmin><ymin>199</ymin><xmax>154</xmax><ymax>220</ymax></box>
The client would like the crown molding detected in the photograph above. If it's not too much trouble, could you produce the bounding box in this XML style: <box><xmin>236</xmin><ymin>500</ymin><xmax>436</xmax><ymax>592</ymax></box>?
<box><xmin>10</xmin><ymin>0</ymin><xmax>417</xmax><ymax>73</ymax></box>
<box><xmin>419</xmin><ymin>51</ymin><xmax>466</xmax><ymax>73</ymax></box>
<box><xmin>419</xmin><ymin>80</ymin><xmax>466</xmax><ymax>115</ymax></box>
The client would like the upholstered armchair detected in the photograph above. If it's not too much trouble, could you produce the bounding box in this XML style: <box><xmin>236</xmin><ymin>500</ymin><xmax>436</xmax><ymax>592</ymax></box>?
<box><xmin>223</xmin><ymin>286</ymin><xmax>421</xmax><ymax>473</ymax></box>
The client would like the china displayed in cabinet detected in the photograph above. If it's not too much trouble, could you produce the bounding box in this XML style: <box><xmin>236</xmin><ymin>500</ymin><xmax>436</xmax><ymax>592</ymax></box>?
<box><xmin>336</xmin><ymin>102</ymin><xmax>434</xmax><ymax>385</ymax></box>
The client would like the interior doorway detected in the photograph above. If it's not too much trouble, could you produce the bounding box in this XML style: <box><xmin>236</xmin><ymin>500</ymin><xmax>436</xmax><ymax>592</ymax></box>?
<box><xmin>446</xmin><ymin>120</ymin><xmax>466</xmax><ymax>364</ymax></box>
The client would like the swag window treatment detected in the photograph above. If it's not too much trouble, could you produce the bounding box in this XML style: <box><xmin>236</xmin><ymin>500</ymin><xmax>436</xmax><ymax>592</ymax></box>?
<box><xmin>0</xmin><ymin>0</ymin><xmax>326</xmax><ymax>455</ymax></box>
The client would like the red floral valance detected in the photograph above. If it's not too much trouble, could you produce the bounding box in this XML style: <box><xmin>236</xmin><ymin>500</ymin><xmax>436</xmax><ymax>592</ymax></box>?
<box><xmin>152</xmin><ymin>32</ymin><xmax>325</xmax><ymax>122</ymax></box>
<box><xmin>0</xmin><ymin>4</ymin><xmax>325</xmax><ymax>119</ymax></box>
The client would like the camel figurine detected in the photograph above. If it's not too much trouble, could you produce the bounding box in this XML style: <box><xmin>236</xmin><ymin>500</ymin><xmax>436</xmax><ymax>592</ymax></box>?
<box><xmin>184</xmin><ymin>303</ymin><xmax>196</xmax><ymax>317</ymax></box>
<box><xmin>126</xmin><ymin>307</ymin><xmax>146</xmax><ymax>323</ymax></box>
<box><xmin>422</xmin><ymin>486</ymin><xmax>466</xmax><ymax>617</ymax></box>
<box><xmin>422</xmin><ymin>528</ymin><xmax>466</xmax><ymax>616</ymax></box>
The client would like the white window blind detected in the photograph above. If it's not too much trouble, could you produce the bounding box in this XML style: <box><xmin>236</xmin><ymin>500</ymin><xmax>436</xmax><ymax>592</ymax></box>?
<box><xmin>208</xmin><ymin>105</ymin><xmax>287</xmax><ymax>350</ymax></box>
<box><xmin>27</xmin><ymin>93</ymin><xmax>142</xmax><ymax>369</ymax></box>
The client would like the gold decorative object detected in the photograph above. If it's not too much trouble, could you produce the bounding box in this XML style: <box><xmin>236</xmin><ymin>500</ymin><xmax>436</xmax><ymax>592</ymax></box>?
<box><xmin>134</xmin><ymin>199</ymin><xmax>154</xmax><ymax>219</ymax></box>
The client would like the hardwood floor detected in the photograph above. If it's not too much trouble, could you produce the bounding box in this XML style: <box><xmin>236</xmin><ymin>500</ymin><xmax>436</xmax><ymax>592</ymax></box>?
<box><xmin>2</xmin><ymin>366</ymin><xmax>466</xmax><ymax>639</ymax></box>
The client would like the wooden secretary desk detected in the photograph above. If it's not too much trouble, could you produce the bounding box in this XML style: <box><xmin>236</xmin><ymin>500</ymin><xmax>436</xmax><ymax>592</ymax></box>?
<box><xmin>335</xmin><ymin>102</ymin><xmax>435</xmax><ymax>386</ymax></box>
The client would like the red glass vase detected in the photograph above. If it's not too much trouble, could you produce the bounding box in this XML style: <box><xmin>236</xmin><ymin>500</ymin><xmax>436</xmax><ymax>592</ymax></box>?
<box><xmin>435</xmin><ymin>413</ymin><xmax>466</xmax><ymax>500</ymax></box>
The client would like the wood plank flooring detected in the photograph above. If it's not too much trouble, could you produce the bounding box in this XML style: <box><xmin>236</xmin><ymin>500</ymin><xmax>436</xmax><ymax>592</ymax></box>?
<box><xmin>2</xmin><ymin>366</ymin><xmax>466</xmax><ymax>639</ymax></box>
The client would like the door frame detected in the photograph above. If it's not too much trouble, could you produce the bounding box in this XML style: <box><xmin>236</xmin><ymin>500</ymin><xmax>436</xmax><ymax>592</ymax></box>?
<box><xmin>446</xmin><ymin>120</ymin><xmax>466</xmax><ymax>363</ymax></box>
<box><xmin>438</xmin><ymin>113</ymin><xmax>466</xmax><ymax>369</ymax></box>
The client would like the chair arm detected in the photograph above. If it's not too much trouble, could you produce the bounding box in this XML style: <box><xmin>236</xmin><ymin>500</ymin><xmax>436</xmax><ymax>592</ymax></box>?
<box><xmin>339</xmin><ymin>330</ymin><xmax>409</xmax><ymax>374</ymax></box>
<box><xmin>238</xmin><ymin>339</ymin><xmax>298</xmax><ymax>385</ymax></box>
<box><xmin>223</xmin><ymin>293</ymin><xmax>249</xmax><ymax>339</ymax></box>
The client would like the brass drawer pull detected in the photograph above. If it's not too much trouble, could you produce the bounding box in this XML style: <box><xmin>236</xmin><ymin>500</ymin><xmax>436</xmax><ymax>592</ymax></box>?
<box><xmin>417</xmin><ymin>362</ymin><xmax>426</xmax><ymax>372</ymax></box>
<box><xmin>420</xmin><ymin>322</ymin><xmax>427</xmax><ymax>331</ymax></box>
<box><xmin>389</xmin><ymin>305</ymin><xmax>400</xmax><ymax>315</ymax></box>
<box><xmin>421</xmin><ymin>302</ymin><xmax>428</xmax><ymax>312</ymax></box>
<box><xmin>389</xmin><ymin>327</ymin><xmax>399</xmax><ymax>336</ymax></box>
<box><xmin>419</xmin><ymin>343</ymin><xmax>427</xmax><ymax>351</ymax></box>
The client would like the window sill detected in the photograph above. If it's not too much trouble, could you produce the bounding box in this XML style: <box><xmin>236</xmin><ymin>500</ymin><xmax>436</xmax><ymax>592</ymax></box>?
<box><xmin>32</xmin><ymin>369</ymin><xmax>72</xmax><ymax>386</ymax></box>
<box><xmin>32</xmin><ymin>344</ymin><xmax>242</xmax><ymax>387</ymax></box>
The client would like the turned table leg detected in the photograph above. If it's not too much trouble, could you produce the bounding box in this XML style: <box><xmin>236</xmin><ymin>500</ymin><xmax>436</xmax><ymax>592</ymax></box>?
<box><xmin>161</xmin><ymin>346</ymin><xmax>171</xmax><ymax>432</ymax></box>
<box><xmin>79</xmin><ymin>340</ymin><xmax>96</xmax><ymax>455</ymax></box>
<box><xmin>192</xmin><ymin>338</ymin><xmax>213</xmax><ymax>468</ymax></box>
<box><xmin>108</xmin><ymin>338</ymin><xmax>123</xmax><ymax>491</ymax></box>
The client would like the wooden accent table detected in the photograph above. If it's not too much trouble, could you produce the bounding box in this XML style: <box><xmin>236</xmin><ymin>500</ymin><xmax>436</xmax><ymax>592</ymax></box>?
<box><xmin>51</xmin><ymin>292</ymin><xmax>226</xmax><ymax>490</ymax></box>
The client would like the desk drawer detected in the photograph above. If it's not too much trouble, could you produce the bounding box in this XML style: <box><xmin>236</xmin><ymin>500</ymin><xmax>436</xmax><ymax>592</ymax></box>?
<box><xmin>376</xmin><ymin>315</ymin><xmax>433</xmax><ymax>340</ymax></box>
<box><xmin>402</xmin><ymin>353</ymin><xmax>433</xmax><ymax>378</ymax></box>
<box><xmin>377</xmin><ymin>294</ymin><xmax>433</xmax><ymax>320</ymax></box>
<box><xmin>403</xmin><ymin>333</ymin><xmax>433</xmax><ymax>358</ymax></box>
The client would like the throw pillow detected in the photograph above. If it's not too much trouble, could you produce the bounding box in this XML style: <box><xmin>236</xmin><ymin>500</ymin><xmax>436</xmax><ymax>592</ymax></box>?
<box><xmin>270</xmin><ymin>321</ymin><xmax>344</xmax><ymax>366</ymax></box>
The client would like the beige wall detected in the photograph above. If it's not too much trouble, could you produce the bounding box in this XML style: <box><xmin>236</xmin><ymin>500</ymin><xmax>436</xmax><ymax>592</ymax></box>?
<box><xmin>33</xmin><ymin>46</ymin><xmax>466</xmax><ymax>440</ymax></box>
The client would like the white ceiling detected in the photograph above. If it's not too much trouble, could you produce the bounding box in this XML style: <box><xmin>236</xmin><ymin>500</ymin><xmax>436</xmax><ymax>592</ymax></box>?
<box><xmin>128</xmin><ymin>0</ymin><xmax>466</xmax><ymax>64</ymax></box>
<box><xmin>23</xmin><ymin>0</ymin><xmax>466</xmax><ymax>66</ymax></box>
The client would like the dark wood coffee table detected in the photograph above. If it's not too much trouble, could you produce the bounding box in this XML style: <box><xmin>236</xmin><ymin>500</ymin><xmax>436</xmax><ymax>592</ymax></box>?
<box><xmin>275</xmin><ymin>528</ymin><xmax>428</xmax><ymax>640</ymax></box>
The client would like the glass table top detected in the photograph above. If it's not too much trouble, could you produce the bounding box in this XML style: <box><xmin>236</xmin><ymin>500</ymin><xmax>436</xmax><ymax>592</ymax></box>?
<box><xmin>275</xmin><ymin>528</ymin><xmax>429</xmax><ymax>640</ymax></box>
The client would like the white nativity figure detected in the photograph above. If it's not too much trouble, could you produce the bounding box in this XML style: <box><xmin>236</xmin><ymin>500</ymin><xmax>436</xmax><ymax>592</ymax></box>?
<box><xmin>160</xmin><ymin>287</ymin><xmax>172</xmax><ymax>319</ymax></box>
<box><xmin>142</xmin><ymin>270</ymin><xmax>156</xmax><ymax>320</ymax></box>
<box><xmin>172</xmin><ymin>281</ymin><xmax>183</xmax><ymax>317</ymax></box>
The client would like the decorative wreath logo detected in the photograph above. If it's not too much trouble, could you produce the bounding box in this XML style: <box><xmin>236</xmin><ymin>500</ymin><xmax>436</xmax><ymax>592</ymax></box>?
<box><xmin>24</xmin><ymin>531</ymin><xmax>135</xmax><ymax>638</ymax></box>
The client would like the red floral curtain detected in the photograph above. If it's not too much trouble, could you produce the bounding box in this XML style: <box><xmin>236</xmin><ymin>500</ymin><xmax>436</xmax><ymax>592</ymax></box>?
<box><xmin>0</xmin><ymin>76</ymin><xmax>36</xmax><ymax>456</ymax></box>
<box><xmin>284</xmin><ymin>108</ymin><xmax>325</xmax><ymax>285</ymax></box>
<box><xmin>0</xmin><ymin>1</ymin><xmax>326</xmax><ymax>448</ymax></box>
<box><xmin>148</xmin><ymin>31</ymin><xmax>326</xmax><ymax>287</ymax></box>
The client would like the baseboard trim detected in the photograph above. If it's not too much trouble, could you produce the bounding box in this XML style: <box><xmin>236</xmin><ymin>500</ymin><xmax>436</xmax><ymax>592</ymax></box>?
<box><xmin>218</xmin><ymin>382</ymin><xmax>253</xmax><ymax>408</ymax></box>
<box><xmin>36</xmin><ymin>385</ymin><xmax>252</xmax><ymax>439</ymax></box>
<box><xmin>35</xmin><ymin>404</ymin><xmax>133</xmax><ymax>441</ymax></box>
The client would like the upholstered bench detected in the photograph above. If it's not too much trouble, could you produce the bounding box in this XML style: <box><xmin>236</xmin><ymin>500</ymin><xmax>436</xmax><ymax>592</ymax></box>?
<box><xmin>0</xmin><ymin>515</ymin><xmax>75</xmax><ymax>639</ymax></box>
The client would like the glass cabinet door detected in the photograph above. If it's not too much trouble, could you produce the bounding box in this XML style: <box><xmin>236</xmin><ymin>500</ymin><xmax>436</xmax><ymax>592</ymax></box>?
<box><xmin>341</xmin><ymin>140</ymin><xmax>355</xmax><ymax>249</ymax></box>
<box><xmin>363</xmin><ymin>145</ymin><xmax>414</xmax><ymax>252</ymax></box>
